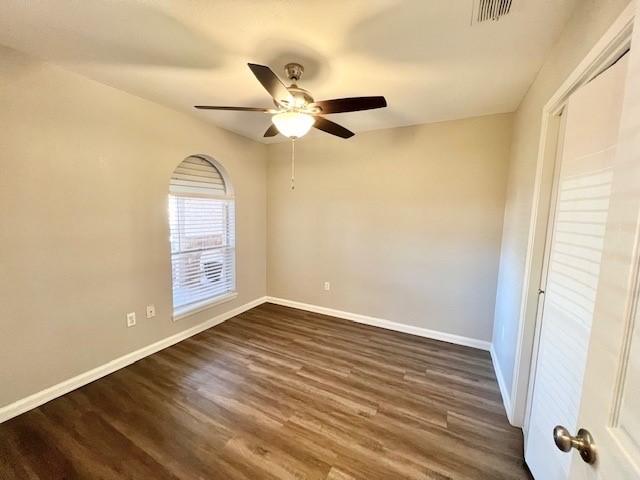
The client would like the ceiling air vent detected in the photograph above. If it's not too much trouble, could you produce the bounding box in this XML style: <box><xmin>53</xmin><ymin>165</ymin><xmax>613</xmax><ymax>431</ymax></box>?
<box><xmin>474</xmin><ymin>0</ymin><xmax>513</xmax><ymax>23</ymax></box>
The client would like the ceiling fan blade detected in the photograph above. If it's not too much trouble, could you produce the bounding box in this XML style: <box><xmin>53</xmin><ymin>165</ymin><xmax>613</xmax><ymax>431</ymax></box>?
<box><xmin>264</xmin><ymin>124</ymin><xmax>279</xmax><ymax>137</ymax></box>
<box><xmin>194</xmin><ymin>105</ymin><xmax>274</xmax><ymax>112</ymax></box>
<box><xmin>313</xmin><ymin>116</ymin><xmax>355</xmax><ymax>139</ymax></box>
<box><xmin>312</xmin><ymin>96</ymin><xmax>387</xmax><ymax>114</ymax></box>
<box><xmin>248</xmin><ymin>63</ymin><xmax>294</xmax><ymax>105</ymax></box>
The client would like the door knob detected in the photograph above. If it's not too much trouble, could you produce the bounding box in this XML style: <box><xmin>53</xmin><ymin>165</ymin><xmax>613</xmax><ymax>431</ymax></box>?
<box><xmin>553</xmin><ymin>425</ymin><xmax>597</xmax><ymax>464</ymax></box>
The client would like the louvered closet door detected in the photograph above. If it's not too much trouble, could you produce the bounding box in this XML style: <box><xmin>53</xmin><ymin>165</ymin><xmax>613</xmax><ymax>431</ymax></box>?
<box><xmin>524</xmin><ymin>54</ymin><xmax>629</xmax><ymax>479</ymax></box>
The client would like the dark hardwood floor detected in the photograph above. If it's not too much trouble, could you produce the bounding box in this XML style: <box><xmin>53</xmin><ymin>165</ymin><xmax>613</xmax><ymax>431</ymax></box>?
<box><xmin>0</xmin><ymin>303</ymin><xmax>530</xmax><ymax>479</ymax></box>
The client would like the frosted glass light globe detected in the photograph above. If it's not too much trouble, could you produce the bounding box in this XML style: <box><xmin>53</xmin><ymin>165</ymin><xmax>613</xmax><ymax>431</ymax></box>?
<box><xmin>272</xmin><ymin>111</ymin><xmax>315</xmax><ymax>138</ymax></box>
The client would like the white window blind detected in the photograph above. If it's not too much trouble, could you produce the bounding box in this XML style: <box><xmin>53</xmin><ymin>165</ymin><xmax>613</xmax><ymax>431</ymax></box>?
<box><xmin>169</xmin><ymin>156</ymin><xmax>235</xmax><ymax>317</ymax></box>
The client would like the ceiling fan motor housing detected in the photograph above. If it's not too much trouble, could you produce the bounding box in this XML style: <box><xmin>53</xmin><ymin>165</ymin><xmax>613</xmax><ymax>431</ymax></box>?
<box><xmin>286</xmin><ymin>86</ymin><xmax>315</xmax><ymax>109</ymax></box>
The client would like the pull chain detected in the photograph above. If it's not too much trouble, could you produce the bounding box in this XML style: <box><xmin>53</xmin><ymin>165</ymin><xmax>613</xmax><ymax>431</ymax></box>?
<box><xmin>290</xmin><ymin>138</ymin><xmax>296</xmax><ymax>191</ymax></box>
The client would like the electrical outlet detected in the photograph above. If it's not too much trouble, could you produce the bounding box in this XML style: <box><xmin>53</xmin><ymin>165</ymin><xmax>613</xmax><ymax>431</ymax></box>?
<box><xmin>126</xmin><ymin>312</ymin><xmax>136</xmax><ymax>327</ymax></box>
<box><xmin>324</xmin><ymin>281</ymin><xmax>331</xmax><ymax>291</ymax></box>
<box><xmin>146</xmin><ymin>304</ymin><xmax>156</xmax><ymax>318</ymax></box>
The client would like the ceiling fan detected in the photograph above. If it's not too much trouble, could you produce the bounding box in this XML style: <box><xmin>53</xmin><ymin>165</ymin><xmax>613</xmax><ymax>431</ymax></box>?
<box><xmin>195</xmin><ymin>62</ymin><xmax>387</xmax><ymax>140</ymax></box>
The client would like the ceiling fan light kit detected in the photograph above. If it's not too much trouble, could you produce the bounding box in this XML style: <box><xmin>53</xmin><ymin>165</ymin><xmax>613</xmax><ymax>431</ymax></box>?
<box><xmin>194</xmin><ymin>61</ymin><xmax>387</xmax><ymax>187</ymax></box>
<box><xmin>272</xmin><ymin>111</ymin><xmax>315</xmax><ymax>139</ymax></box>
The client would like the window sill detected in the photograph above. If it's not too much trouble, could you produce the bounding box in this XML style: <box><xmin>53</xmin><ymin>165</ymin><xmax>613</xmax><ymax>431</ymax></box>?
<box><xmin>172</xmin><ymin>292</ymin><xmax>238</xmax><ymax>322</ymax></box>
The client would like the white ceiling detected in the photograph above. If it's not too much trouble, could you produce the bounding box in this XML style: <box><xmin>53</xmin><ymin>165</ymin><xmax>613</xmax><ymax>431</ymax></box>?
<box><xmin>0</xmin><ymin>0</ymin><xmax>577</xmax><ymax>143</ymax></box>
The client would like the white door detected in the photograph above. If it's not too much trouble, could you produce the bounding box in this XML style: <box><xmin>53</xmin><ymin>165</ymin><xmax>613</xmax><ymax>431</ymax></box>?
<box><xmin>572</xmin><ymin>18</ymin><xmax>640</xmax><ymax>478</ymax></box>
<box><xmin>525</xmin><ymin>39</ymin><xmax>640</xmax><ymax>479</ymax></box>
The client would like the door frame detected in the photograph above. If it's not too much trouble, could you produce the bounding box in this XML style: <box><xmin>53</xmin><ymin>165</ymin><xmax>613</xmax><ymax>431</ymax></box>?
<box><xmin>510</xmin><ymin>3</ymin><xmax>636</xmax><ymax>431</ymax></box>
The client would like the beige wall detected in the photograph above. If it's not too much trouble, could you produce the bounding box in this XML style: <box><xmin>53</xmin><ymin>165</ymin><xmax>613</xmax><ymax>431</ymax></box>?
<box><xmin>267</xmin><ymin>114</ymin><xmax>513</xmax><ymax>342</ymax></box>
<box><xmin>492</xmin><ymin>0</ymin><xmax>631</xmax><ymax>407</ymax></box>
<box><xmin>5</xmin><ymin>0</ymin><xmax>625</xmax><ymax>412</ymax></box>
<box><xmin>0</xmin><ymin>46</ymin><xmax>267</xmax><ymax>408</ymax></box>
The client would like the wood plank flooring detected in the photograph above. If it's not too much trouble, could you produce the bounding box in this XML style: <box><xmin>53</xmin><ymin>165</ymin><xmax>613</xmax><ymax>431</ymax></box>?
<box><xmin>0</xmin><ymin>303</ymin><xmax>531</xmax><ymax>479</ymax></box>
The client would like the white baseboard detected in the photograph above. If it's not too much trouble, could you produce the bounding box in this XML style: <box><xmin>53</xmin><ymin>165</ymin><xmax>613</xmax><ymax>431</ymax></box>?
<box><xmin>266</xmin><ymin>296</ymin><xmax>491</xmax><ymax>351</ymax></box>
<box><xmin>0</xmin><ymin>296</ymin><xmax>268</xmax><ymax>424</ymax></box>
<box><xmin>1</xmin><ymin>296</ymin><xmax>496</xmax><ymax>424</ymax></box>
<box><xmin>490</xmin><ymin>345</ymin><xmax>515</xmax><ymax>425</ymax></box>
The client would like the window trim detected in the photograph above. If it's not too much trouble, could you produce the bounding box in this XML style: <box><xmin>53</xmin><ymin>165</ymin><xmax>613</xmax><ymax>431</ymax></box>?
<box><xmin>172</xmin><ymin>291</ymin><xmax>238</xmax><ymax>322</ymax></box>
<box><xmin>169</xmin><ymin>155</ymin><xmax>236</xmax><ymax>321</ymax></box>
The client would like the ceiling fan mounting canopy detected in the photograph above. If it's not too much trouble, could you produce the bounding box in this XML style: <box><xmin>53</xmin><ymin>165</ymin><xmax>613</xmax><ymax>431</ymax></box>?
<box><xmin>194</xmin><ymin>62</ymin><xmax>387</xmax><ymax>139</ymax></box>
<box><xmin>284</xmin><ymin>62</ymin><xmax>304</xmax><ymax>82</ymax></box>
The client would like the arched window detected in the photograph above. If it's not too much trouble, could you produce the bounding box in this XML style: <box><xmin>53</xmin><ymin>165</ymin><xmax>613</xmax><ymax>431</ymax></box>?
<box><xmin>169</xmin><ymin>155</ymin><xmax>235</xmax><ymax>319</ymax></box>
